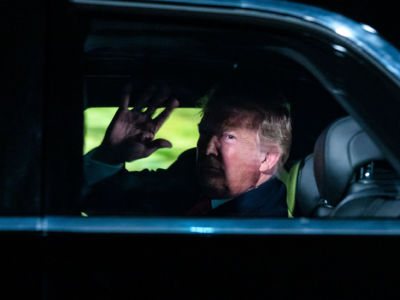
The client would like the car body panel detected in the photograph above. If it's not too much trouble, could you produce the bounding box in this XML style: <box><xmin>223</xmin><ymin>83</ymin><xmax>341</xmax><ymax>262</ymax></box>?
<box><xmin>2</xmin><ymin>1</ymin><xmax>400</xmax><ymax>298</ymax></box>
<box><xmin>72</xmin><ymin>0</ymin><xmax>400</xmax><ymax>83</ymax></box>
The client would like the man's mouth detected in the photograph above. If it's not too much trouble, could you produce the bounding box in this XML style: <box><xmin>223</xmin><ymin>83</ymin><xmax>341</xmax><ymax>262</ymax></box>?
<box><xmin>204</xmin><ymin>166</ymin><xmax>222</xmax><ymax>173</ymax></box>
<box><xmin>197</xmin><ymin>156</ymin><xmax>224</xmax><ymax>175</ymax></box>
<box><xmin>198</xmin><ymin>163</ymin><xmax>223</xmax><ymax>175</ymax></box>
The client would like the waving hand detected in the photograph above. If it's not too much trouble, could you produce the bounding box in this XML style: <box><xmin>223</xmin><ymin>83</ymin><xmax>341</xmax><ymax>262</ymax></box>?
<box><xmin>93</xmin><ymin>85</ymin><xmax>179</xmax><ymax>165</ymax></box>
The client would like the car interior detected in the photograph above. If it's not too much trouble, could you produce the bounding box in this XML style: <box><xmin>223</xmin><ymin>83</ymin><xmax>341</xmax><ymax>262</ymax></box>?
<box><xmin>77</xmin><ymin>12</ymin><xmax>400</xmax><ymax>218</ymax></box>
<box><xmin>295</xmin><ymin>116</ymin><xmax>400</xmax><ymax>217</ymax></box>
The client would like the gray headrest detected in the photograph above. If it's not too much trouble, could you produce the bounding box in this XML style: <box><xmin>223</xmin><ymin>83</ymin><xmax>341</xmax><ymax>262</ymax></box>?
<box><xmin>313</xmin><ymin>116</ymin><xmax>385</xmax><ymax>206</ymax></box>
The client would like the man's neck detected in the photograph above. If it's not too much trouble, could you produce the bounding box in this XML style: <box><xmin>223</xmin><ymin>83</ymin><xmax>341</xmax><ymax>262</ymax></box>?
<box><xmin>255</xmin><ymin>173</ymin><xmax>273</xmax><ymax>188</ymax></box>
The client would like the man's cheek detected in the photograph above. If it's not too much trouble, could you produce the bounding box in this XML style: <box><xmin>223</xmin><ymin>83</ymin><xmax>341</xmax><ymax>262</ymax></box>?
<box><xmin>222</xmin><ymin>144</ymin><xmax>239</xmax><ymax>161</ymax></box>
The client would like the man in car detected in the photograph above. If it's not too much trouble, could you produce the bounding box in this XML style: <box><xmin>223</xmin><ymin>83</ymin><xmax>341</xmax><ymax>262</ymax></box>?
<box><xmin>83</xmin><ymin>80</ymin><xmax>291</xmax><ymax>217</ymax></box>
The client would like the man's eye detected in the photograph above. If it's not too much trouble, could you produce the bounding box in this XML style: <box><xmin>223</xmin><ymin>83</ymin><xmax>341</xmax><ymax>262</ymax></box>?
<box><xmin>223</xmin><ymin>133</ymin><xmax>236</xmax><ymax>141</ymax></box>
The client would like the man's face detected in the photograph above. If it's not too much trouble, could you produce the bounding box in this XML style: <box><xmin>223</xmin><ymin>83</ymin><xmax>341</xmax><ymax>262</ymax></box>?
<box><xmin>196</xmin><ymin>108</ymin><xmax>264</xmax><ymax>199</ymax></box>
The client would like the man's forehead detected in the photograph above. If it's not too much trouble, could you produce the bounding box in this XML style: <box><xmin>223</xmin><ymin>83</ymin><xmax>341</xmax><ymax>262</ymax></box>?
<box><xmin>201</xmin><ymin>108</ymin><xmax>259</xmax><ymax>129</ymax></box>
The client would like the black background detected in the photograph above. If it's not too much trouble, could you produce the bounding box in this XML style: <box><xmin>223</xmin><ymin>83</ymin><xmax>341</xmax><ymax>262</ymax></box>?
<box><xmin>297</xmin><ymin>0</ymin><xmax>400</xmax><ymax>49</ymax></box>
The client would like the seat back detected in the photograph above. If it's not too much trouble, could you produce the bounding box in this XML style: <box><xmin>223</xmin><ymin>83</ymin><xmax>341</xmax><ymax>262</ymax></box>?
<box><xmin>285</xmin><ymin>153</ymin><xmax>333</xmax><ymax>218</ymax></box>
<box><xmin>312</xmin><ymin>116</ymin><xmax>400</xmax><ymax>217</ymax></box>
<box><xmin>331</xmin><ymin>161</ymin><xmax>400</xmax><ymax>217</ymax></box>
<box><xmin>292</xmin><ymin>155</ymin><xmax>324</xmax><ymax>217</ymax></box>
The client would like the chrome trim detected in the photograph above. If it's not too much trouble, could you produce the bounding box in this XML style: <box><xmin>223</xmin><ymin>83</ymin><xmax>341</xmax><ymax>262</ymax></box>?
<box><xmin>41</xmin><ymin>217</ymin><xmax>400</xmax><ymax>235</ymax></box>
<box><xmin>70</xmin><ymin>0</ymin><xmax>400</xmax><ymax>83</ymax></box>
<box><xmin>0</xmin><ymin>217</ymin><xmax>42</xmax><ymax>232</ymax></box>
<box><xmin>2</xmin><ymin>216</ymin><xmax>400</xmax><ymax>236</ymax></box>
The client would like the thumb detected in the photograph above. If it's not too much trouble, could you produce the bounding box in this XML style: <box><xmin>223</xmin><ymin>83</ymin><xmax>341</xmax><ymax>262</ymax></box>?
<box><xmin>145</xmin><ymin>138</ymin><xmax>172</xmax><ymax>156</ymax></box>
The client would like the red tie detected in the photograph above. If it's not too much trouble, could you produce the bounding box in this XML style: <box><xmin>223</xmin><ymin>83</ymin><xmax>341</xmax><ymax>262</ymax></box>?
<box><xmin>185</xmin><ymin>198</ymin><xmax>212</xmax><ymax>216</ymax></box>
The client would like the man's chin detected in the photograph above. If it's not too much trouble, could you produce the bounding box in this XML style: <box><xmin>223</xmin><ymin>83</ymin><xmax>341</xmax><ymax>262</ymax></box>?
<box><xmin>198</xmin><ymin>178</ymin><xmax>231</xmax><ymax>199</ymax></box>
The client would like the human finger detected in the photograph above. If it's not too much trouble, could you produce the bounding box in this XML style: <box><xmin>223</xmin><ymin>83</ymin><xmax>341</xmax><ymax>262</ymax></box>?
<box><xmin>107</xmin><ymin>90</ymin><xmax>131</xmax><ymax>129</ymax></box>
<box><xmin>120</xmin><ymin>93</ymin><xmax>131</xmax><ymax>110</ymax></box>
<box><xmin>144</xmin><ymin>138</ymin><xmax>172</xmax><ymax>157</ymax></box>
<box><xmin>118</xmin><ymin>82</ymin><xmax>134</xmax><ymax>110</ymax></box>
<box><xmin>151</xmin><ymin>138</ymin><xmax>172</xmax><ymax>149</ymax></box>
<box><xmin>153</xmin><ymin>98</ymin><xmax>179</xmax><ymax>131</ymax></box>
<box><xmin>133</xmin><ymin>85</ymin><xmax>156</xmax><ymax>111</ymax></box>
<box><xmin>145</xmin><ymin>85</ymin><xmax>171</xmax><ymax>117</ymax></box>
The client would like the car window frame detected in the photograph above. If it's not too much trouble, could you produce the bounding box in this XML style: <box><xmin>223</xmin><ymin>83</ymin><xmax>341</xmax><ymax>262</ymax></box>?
<box><xmin>37</xmin><ymin>0</ymin><xmax>400</xmax><ymax>237</ymax></box>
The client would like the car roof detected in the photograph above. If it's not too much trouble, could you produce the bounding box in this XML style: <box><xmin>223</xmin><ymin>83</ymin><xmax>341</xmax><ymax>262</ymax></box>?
<box><xmin>72</xmin><ymin>0</ymin><xmax>400</xmax><ymax>84</ymax></box>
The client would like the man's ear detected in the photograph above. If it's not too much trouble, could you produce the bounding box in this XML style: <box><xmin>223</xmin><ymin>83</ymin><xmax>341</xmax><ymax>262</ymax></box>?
<box><xmin>259</xmin><ymin>145</ymin><xmax>281</xmax><ymax>174</ymax></box>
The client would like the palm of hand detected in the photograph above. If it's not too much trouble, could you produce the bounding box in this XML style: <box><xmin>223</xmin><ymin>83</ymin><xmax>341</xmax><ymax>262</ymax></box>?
<box><xmin>98</xmin><ymin>86</ymin><xmax>179</xmax><ymax>164</ymax></box>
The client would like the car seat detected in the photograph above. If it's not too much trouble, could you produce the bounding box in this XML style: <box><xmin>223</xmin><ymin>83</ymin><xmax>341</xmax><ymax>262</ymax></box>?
<box><xmin>281</xmin><ymin>153</ymin><xmax>331</xmax><ymax>218</ymax></box>
<box><xmin>313</xmin><ymin>116</ymin><xmax>400</xmax><ymax>217</ymax></box>
<box><xmin>283</xmin><ymin>116</ymin><xmax>400</xmax><ymax>218</ymax></box>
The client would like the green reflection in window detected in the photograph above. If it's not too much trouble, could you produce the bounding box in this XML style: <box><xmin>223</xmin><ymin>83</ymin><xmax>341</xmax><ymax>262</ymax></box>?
<box><xmin>84</xmin><ymin>107</ymin><xmax>202</xmax><ymax>171</ymax></box>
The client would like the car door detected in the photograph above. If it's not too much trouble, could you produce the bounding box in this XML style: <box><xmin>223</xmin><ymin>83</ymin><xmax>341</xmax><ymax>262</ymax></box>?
<box><xmin>3</xmin><ymin>1</ymin><xmax>400</xmax><ymax>299</ymax></box>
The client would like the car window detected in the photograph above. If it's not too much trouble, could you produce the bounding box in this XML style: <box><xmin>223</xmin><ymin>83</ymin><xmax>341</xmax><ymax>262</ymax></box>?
<box><xmin>76</xmin><ymin>15</ymin><xmax>353</xmax><ymax>217</ymax></box>
<box><xmin>42</xmin><ymin>1</ymin><xmax>400</xmax><ymax>222</ymax></box>
<box><xmin>84</xmin><ymin>107</ymin><xmax>201</xmax><ymax>170</ymax></box>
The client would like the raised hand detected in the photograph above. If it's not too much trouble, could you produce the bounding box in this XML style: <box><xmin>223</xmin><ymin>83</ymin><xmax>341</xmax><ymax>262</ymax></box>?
<box><xmin>93</xmin><ymin>85</ymin><xmax>179</xmax><ymax>165</ymax></box>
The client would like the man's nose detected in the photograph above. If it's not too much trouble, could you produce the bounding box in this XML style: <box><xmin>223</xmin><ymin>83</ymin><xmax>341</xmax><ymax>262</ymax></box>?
<box><xmin>205</xmin><ymin>135</ymin><xmax>219</xmax><ymax>156</ymax></box>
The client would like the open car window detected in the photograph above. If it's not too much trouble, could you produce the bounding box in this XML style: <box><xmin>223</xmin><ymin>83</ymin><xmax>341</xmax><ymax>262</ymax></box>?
<box><xmin>78</xmin><ymin>17</ymin><xmax>348</xmax><ymax>217</ymax></box>
<box><xmin>84</xmin><ymin>107</ymin><xmax>201</xmax><ymax>171</ymax></box>
<box><xmin>43</xmin><ymin>1</ymin><xmax>400</xmax><ymax>223</ymax></box>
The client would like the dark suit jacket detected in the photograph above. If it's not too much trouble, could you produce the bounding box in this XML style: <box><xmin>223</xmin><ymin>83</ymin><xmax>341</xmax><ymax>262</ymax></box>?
<box><xmin>84</xmin><ymin>149</ymin><xmax>287</xmax><ymax>217</ymax></box>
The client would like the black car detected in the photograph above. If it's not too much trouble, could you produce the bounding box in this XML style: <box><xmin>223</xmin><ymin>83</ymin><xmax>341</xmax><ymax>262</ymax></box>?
<box><xmin>2</xmin><ymin>0</ymin><xmax>400</xmax><ymax>298</ymax></box>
